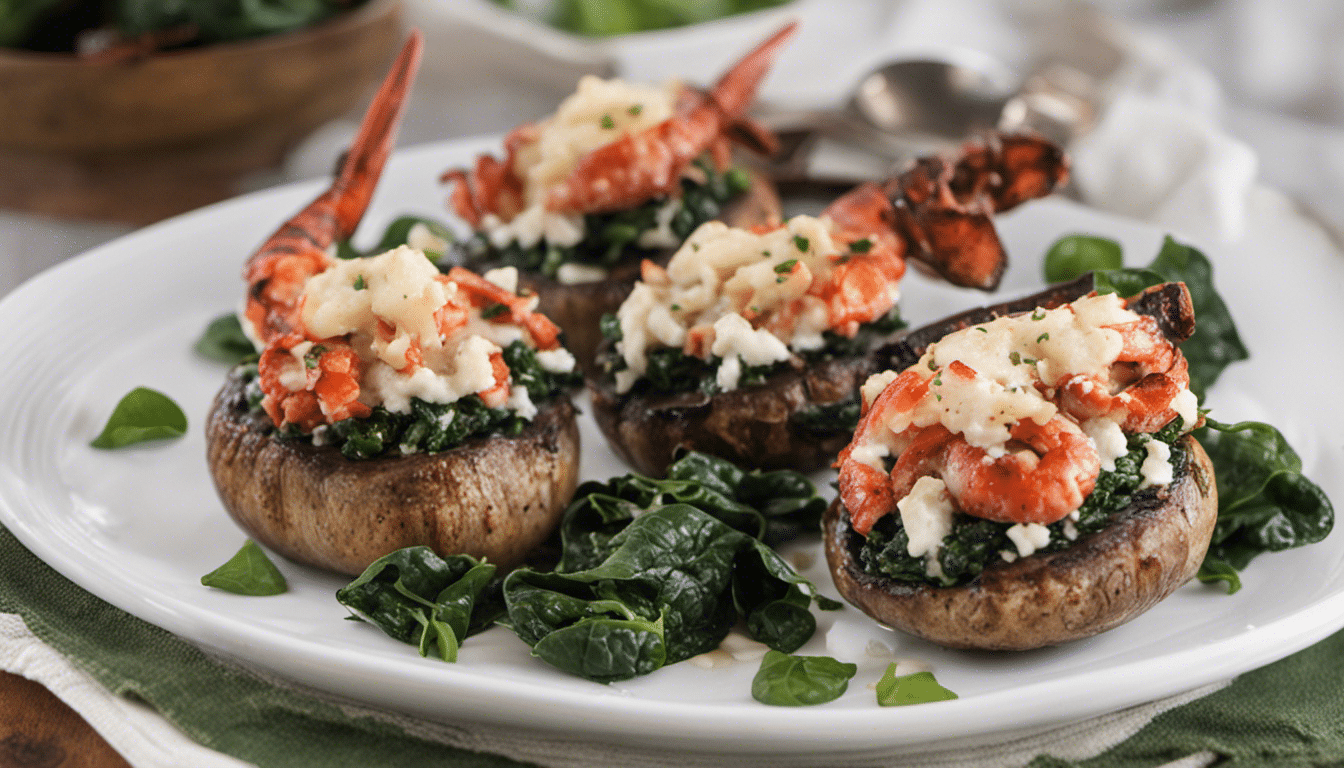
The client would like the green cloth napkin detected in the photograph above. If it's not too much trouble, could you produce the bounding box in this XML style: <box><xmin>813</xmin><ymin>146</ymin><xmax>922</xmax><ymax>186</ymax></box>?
<box><xmin>0</xmin><ymin>525</ymin><xmax>529</xmax><ymax>768</ymax></box>
<box><xmin>2</xmin><ymin>520</ymin><xmax>1342</xmax><ymax>768</ymax></box>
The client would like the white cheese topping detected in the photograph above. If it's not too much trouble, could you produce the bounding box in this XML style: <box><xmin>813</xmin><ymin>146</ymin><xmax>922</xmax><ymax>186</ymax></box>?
<box><xmin>897</xmin><ymin>477</ymin><xmax>956</xmax><ymax>578</ymax></box>
<box><xmin>1083</xmin><ymin>416</ymin><xmax>1129</xmax><ymax>471</ymax></box>
<box><xmin>614</xmin><ymin>215</ymin><xmax>863</xmax><ymax>393</ymax></box>
<box><xmin>292</xmin><ymin>246</ymin><xmax>572</xmax><ymax>417</ymax></box>
<box><xmin>484</xmin><ymin>75</ymin><xmax>678</xmax><ymax>248</ymax></box>
<box><xmin>1139</xmin><ymin>438</ymin><xmax>1174</xmax><ymax>488</ymax></box>
<box><xmin>1006</xmin><ymin>522</ymin><xmax>1052</xmax><ymax>557</ymax></box>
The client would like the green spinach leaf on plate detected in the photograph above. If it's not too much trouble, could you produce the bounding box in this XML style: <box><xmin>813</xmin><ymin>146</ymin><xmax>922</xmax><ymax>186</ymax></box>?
<box><xmin>336</xmin><ymin>547</ymin><xmax>503</xmax><ymax>662</ymax></box>
<box><xmin>90</xmin><ymin>387</ymin><xmax>187</xmax><ymax>448</ymax></box>
<box><xmin>1196</xmin><ymin>418</ymin><xmax>1334</xmax><ymax>585</ymax></box>
<box><xmin>751</xmin><ymin>650</ymin><xmax>856</xmax><ymax>707</ymax></box>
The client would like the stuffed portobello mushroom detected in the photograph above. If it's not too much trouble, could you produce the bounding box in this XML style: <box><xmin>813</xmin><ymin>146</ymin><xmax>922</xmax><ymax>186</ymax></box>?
<box><xmin>589</xmin><ymin>133</ymin><xmax>1069</xmax><ymax>476</ymax></box>
<box><xmin>441</xmin><ymin>24</ymin><xmax>795</xmax><ymax>371</ymax></box>
<box><xmin>206</xmin><ymin>35</ymin><xmax>581</xmax><ymax>576</ymax></box>
<box><xmin>825</xmin><ymin>278</ymin><xmax>1217</xmax><ymax>650</ymax></box>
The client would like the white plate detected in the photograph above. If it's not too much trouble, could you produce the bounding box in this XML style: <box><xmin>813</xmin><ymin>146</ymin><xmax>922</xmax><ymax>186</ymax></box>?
<box><xmin>1</xmin><ymin>139</ymin><xmax>1341</xmax><ymax>755</ymax></box>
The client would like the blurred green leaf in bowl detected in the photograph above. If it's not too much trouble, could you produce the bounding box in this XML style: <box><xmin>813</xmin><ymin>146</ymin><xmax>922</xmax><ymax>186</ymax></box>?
<box><xmin>490</xmin><ymin>0</ymin><xmax>792</xmax><ymax>37</ymax></box>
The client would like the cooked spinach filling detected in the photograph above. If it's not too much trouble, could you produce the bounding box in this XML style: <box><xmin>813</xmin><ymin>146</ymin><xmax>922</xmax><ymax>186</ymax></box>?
<box><xmin>242</xmin><ymin>340</ymin><xmax>579</xmax><ymax>460</ymax></box>
<box><xmin>858</xmin><ymin>417</ymin><xmax>1188</xmax><ymax>587</ymax></box>
<box><xmin>462</xmin><ymin>159</ymin><xmax>751</xmax><ymax>278</ymax></box>
<box><xmin>598</xmin><ymin>305</ymin><xmax>904</xmax><ymax>400</ymax></box>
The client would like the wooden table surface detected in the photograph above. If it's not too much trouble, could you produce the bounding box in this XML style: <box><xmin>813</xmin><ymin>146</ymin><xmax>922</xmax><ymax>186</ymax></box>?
<box><xmin>0</xmin><ymin>671</ymin><xmax>131</xmax><ymax>768</ymax></box>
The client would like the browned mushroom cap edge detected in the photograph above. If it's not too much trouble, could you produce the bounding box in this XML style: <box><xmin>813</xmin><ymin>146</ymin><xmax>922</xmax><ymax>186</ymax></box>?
<box><xmin>823</xmin><ymin>435</ymin><xmax>1218</xmax><ymax>651</ymax></box>
<box><xmin>205</xmin><ymin>367</ymin><xmax>580</xmax><ymax>577</ymax></box>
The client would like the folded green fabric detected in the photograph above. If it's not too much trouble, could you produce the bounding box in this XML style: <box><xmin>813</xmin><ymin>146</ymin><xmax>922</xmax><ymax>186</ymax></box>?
<box><xmin>1030</xmin><ymin>636</ymin><xmax>1344</xmax><ymax>768</ymax></box>
<box><xmin>3</xmin><ymin>518</ymin><xmax>1343</xmax><ymax>768</ymax></box>
<box><xmin>0</xmin><ymin>526</ymin><xmax>529</xmax><ymax>768</ymax></box>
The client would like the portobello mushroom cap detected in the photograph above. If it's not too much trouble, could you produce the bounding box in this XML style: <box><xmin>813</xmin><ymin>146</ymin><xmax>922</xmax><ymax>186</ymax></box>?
<box><xmin>205</xmin><ymin>367</ymin><xmax>580</xmax><ymax>576</ymax></box>
<box><xmin>823</xmin><ymin>435</ymin><xmax>1218</xmax><ymax>651</ymax></box>
<box><xmin>822</xmin><ymin>274</ymin><xmax>1214</xmax><ymax>650</ymax></box>
<box><xmin>589</xmin><ymin>348</ymin><xmax>887</xmax><ymax>476</ymax></box>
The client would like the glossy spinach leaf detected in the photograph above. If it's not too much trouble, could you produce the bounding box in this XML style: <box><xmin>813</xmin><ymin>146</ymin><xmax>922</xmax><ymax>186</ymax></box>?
<box><xmin>1195</xmin><ymin>555</ymin><xmax>1242</xmax><ymax>595</ymax></box>
<box><xmin>200</xmin><ymin>541</ymin><xmax>287</xmax><ymax>596</ymax></box>
<box><xmin>1196</xmin><ymin>419</ymin><xmax>1334</xmax><ymax>573</ymax></box>
<box><xmin>336</xmin><ymin>547</ymin><xmax>501</xmax><ymax>662</ymax></box>
<box><xmin>1092</xmin><ymin>236</ymin><xmax>1249</xmax><ymax>399</ymax></box>
<box><xmin>194</xmin><ymin>313</ymin><xmax>256</xmax><ymax>365</ymax></box>
<box><xmin>751</xmin><ymin>650</ymin><xmax>857</xmax><ymax>706</ymax></box>
<box><xmin>505</xmin><ymin>504</ymin><xmax>831</xmax><ymax>682</ymax></box>
<box><xmin>90</xmin><ymin>387</ymin><xmax>188</xmax><ymax>448</ymax></box>
<box><xmin>556</xmin><ymin>451</ymin><xmax>826</xmax><ymax>571</ymax></box>
<box><xmin>875</xmin><ymin>667</ymin><xmax>958</xmax><ymax>706</ymax></box>
<box><xmin>1043</xmin><ymin>234</ymin><xmax>1123</xmax><ymax>283</ymax></box>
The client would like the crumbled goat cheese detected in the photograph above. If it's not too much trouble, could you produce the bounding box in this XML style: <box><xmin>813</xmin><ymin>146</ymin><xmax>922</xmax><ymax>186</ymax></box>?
<box><xmin>1139</xmin><ymin>438</ymin><xmax>1174</xmax><ymax>488</ymax></box>
<box><xmin>897</xmin><ymin>477</ymin><xmax>956</xmax><ymax>578</ymax></box>
<box><xmin>1006</xmin><ymin>523</ymin><xmax>1052</xmax><ymax>558</ymax></box>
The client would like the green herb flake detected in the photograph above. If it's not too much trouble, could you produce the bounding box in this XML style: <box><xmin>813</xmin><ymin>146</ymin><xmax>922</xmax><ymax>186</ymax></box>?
<box><xmin>927</xmin><ymin>360</ymin><xmax>937</xmax><ymax>371</ymax></box>
<box><xmin>481</xmin><ymin>303</ymin><xmax>510</xmax><ymax>320</ymax></box>
<box><xmin>304</xmin><ymin>345</ymin><xmax>327</xmax><ymax>370</ymax></box>
<box><xmin>850</xmin><ymin>238</ymin><xmax>872</xmax><ymax>254</ymax></box>
<box><xmin>1009</xmin><ymin>351</ymin><xmax>1022</xmax><ymax>365</ymax></box>
<box><xmin>628</xmin><ymin>104</ymin><xmax>643</xmax><ymax>116</ymax></box>
<box><xmin>601</xmin><ymin>114</ymin><xmax>616</xmax><ymax>129</ymax></box>
<box><xmin>1031</xmin><ymin>309</ymin><xmax>1047</xmax><ymax>321</ymax></box>
<box><xmin>976</xmin><ymin>326</ymin><xmax>988</xmax><ymax>333</ymax></box>
<box><xmin>793</xmin><ymin>235</ymin><xmax>810</xmax><ymax>252</ymax></box>
<box><xmin>774</xmin><ymin>259</ymin><xmax>798</xmax><ymax>274</ymax></box>
<box><xmin>875</xmin><ymin>667</ymin><xmax>958</xmax><ymax>706</ymax></box>
<box><xmin>670</xmin><ymin>304</ymin><xmax>682</xmax><ymax>312</ymax></box>
<box><xmin>194</xmin><ymin>313</ymin><xmax>256</xmax><ymax>364</ymax></box>
<box><xmin>752</xmin><ymin>650</ymin><xmax>857</xmax><ymax>706</ymax></box>
<box><xmin>1037</xmin><ymin>332</ymin><xmax>1050</xmax><ymax>343</ymax></box>
<box><xmin>1024</xmin><ymin>357</ymin><xmax>1037</xmax><ymax>366</ymax></box>
<box><xmin>353</xmin><ymin>274</ymin><xmax>367</xmax><ymax>290</ymax></box>
<box><xmin>90</xmin><ymin>387</ymin><xmax>188</xmax><ymax>449</ymax></box>
<box><xmin>200</xmin><ymin>541</ymin><xmax>287</xmax><ymax>596</ymax></box>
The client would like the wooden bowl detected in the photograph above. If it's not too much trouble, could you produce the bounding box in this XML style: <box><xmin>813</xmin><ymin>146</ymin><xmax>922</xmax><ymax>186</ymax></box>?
<box><xmin>0</xmin><ymin>0</ymin><xmax>403</xmax><ymax>224</ymax></box>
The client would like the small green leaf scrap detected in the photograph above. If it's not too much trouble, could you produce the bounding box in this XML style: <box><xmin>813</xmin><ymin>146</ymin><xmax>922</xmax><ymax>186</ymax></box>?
<box><xmin>201</xmin><ymin>541</ymin><xmax>287</xmax><ymax>596</ymax></box>
<box><xmin>751</xmin><ymin>650</ymin><xmax>856</xmax><ymax>706</ymax></box>
<box><xmin>90</xmin><ymin>387</ymin><xmax>187</xmax><ymax>449</ymax></box>
<box><xmin>194</xmin><ymin>313</ymin><xmax>256</xmax><ymax>365</ymax></box>
<box><xmin>875</xmin><ymin>666</ymin><xmax>958</xmax><ymax>706</ymax></box>
<box><xmin>1043</xmin><ymin>234</ymin><xmax>1123</xmax><ymax>283</ymax></box>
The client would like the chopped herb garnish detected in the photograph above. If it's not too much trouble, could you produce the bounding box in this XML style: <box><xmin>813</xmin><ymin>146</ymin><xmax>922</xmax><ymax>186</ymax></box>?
<box><xmin>775</xmin><ymin>259</ymin><xmax>798</xmax><ymax>274</ymax></box>
<box><xmin>793</xmin><ymin>235</ymin><xmax>810</xmax><ymax>252</ymax></box>
<box><xmin>1024</xmin><ymin>358</ymin><xmax>1037</xmax><ymax>365</ymax></box>
<box><xmin>1037</xmin><ymin>332</ymin><xmax>1049</xmax><ymax>343</ymax></box>
<box><xmin>1009</xmin><ymin>351</ymin><xmax>1021</xmax><ymax>365</ymax></box>
<box><xmin>201</xmin><ymin>541</ymin><xmax>287</xmax><ymax>596</ymax></box>
<box><xmin>600</xmin><ymin>114</ymin><xmax>615</xmax><ymax>129</ymax></box>
<box><xmin>763</xmin><ymin>250</ymin><xmax>771</xmax><ymax>257</ymax></box>
<box><xmin>304</xmin><ymin>345</ymin><xmax>327</xmax><ymax>369</ymax></box>
<box><xmin>670</xmin><ymin>304</ymin><xmax>681</xmax><ymax>312</ymax></box>
<box><xmin>481</xmin><ymin>303</ymin><xmax>509</xmax><ymax>320</ymax></box>
<box><xmin>627</xmin><ymin>104</ymin><xmax>643</xmax><ymax>116</ymax></box>
<box><xmin>927</xmin><ymin>360</ymin><xmax>937</xmax><ymax>371</ymax></box>
<box><xmin>353</xmin><ymin>274</ymin><xmax>366</xmax><ymax>290</ymax></box>
<box><xmin>1032</xmin><ymin>309</ymin><xmax>1047</xmax><ymax>321</ymax></box>
<box><xmin>932</xmin><ymin>375</ymin><xmax>942</xmax><ymax>386</ymax></box>
<box><xmin>850</xmin><ymin>237</ymin><xmax>872</xmax><ymax>253</ymax></box>
<box><xmin>976</xmin><ymin>326</ymin><xmax>988</xmax><ymax>333</ymax></box>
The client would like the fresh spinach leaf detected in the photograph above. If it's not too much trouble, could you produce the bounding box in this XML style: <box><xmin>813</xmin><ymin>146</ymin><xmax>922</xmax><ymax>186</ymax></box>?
<box><xmin>1043</xmin><ymin>234</ymin><xmax>1123</xmax><ymax>283</ymax></box>
<box><xmin>195</xmin><ymin>313</ymin><xmax>256</xmax><ymax>364</ymax></box>
<box><xmin>1196</xmin><ymin>418</ymin><xmax>1334</xmax><ymax>572</ymax></box>
<box><xmin>751</xmin><ymin>650</ymin><xmax>856</xmax><ymax>706</ymax></box>
<box><xmin>1092</xmin><ymin>236</ymin><xmax>1249</xmax><ymax>399</ymax></box>
<box><xmin>201</xmin><ymin>541</ymin><xmax>287</xmax><ymax>596</ymax></box>
<box><xmin>1195</xmin><ymin>555</ymin><xmax>1242</xmax><ymax>595</ymax></box>
<box><xmin>336</xmin><ymin>547</ymin><xmax>501</xmax><ymax>662</ymax></box>
<box><xmin>875</xmin><ymin>667</ymin><xmax>958</xmax><ymax>706</ymax></box>
<box><xmin>505</xmin><ymin>503</ymin><xmax>830</xmax><ymax>682</ymax></box>
<box><xmin>90</xmin><ymin>387</ymin><xmax>187</xmax><ymax>448</ymax></box>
